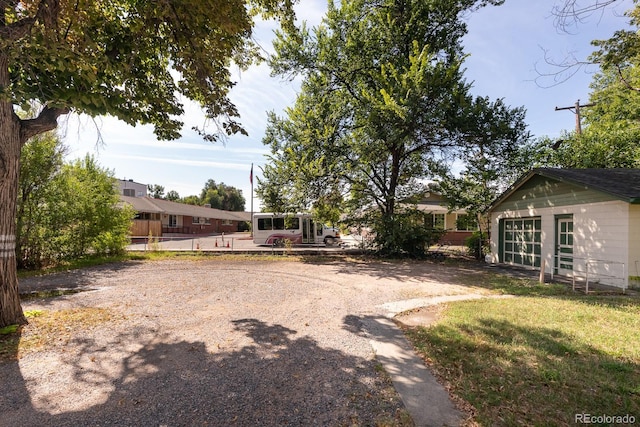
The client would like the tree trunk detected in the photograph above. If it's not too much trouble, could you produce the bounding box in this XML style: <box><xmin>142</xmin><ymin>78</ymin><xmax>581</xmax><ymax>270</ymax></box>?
<box><xmin>0</xmin><ymin>115</ymin><xmax>27</xmax><ymax>327</ymax></box>
<box><xmin>0</xmin><ymin>52</ymin><xmax>27</xmax><ymax>328</ymax></box>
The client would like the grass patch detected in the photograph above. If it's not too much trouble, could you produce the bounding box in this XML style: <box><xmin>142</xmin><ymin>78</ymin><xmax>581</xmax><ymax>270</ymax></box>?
<box><xmin>122</xmin><ymin>251</ymin><xmax>309</xmax><ymax>262</ymax></box>
<box><xmin>456</xmin><ymin>271</ymin><xmax>572</xmax><ymax>297</ymax></box>
<box><xmin>17</xmin><ymin>253</ymin><xmax>132</xmax><ymax>278</ymax></box>
<box><xmin>18</xmin><ymin>252</ymin><xmax>311</xmax><ymax>279</ymax></box>
<box><xmin>403</xmin><ymin>295</ymin><xmax>640</xmax><ymax>425</ymax></box>
<box><xmin>0</xmin><ymin>307</ymin><xmax>122</xmax><ymax>363</ymax></box>
<box><xmin>20</xmin><ymin>289</ymin><xmax>86</xmax><ymax>301</ymax></box>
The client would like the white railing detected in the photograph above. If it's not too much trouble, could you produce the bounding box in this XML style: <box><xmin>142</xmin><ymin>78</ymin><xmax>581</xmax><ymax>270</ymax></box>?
<box><xmin>551</xmin><ymin>255</ymin><xmax>627</xmax><ymax>293</ymax></box>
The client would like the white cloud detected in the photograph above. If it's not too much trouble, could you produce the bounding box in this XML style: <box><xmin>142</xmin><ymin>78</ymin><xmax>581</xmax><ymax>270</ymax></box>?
<box><xmin>104</xmin><ymin>153</ymin><xmax>251</xmax><ymax>171</ymax></box>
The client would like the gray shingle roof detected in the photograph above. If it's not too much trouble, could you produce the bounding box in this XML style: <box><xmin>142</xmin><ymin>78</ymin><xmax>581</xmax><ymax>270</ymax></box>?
<box><xmin>534</xmin><ymin>168</ymin><xmax>640</xmax><ymax>203</ymax></box>
<box><xmin>489</xmin><ymin>168</ymin><xmax>640</xmax><ymax>211</ymax></box>
<box><xmin>120</xmin><ymin>195</ymin><xmax>251</xmax><ymax>221</ymax></box>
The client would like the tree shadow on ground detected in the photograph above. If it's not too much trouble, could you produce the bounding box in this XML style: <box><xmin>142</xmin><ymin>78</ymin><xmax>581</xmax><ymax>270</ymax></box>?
<box><xmin>18</xmin><ymin>260</ymin><xmax>146</xmax><ymax>295</ymax></box>
<box><xmin>1</xmin><ymin>318</ymin><xmax>408</xmax><ymax>426</ymax></box>
<box><xmin>407</xmin><ymin>316</ymin><xmax>640</xmax><ymax>425</ymax></box>
<box><xmin>300</xmin><ymin>255</ymin><xmax>489</xmax><ymax>284</ymax></box>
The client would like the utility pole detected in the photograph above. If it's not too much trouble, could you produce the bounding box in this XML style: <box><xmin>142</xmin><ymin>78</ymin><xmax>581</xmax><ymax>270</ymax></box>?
<box><xmin>555</xmin><ymin>99</ymin><xmax>595</xmax><ymax>135</ymax></box>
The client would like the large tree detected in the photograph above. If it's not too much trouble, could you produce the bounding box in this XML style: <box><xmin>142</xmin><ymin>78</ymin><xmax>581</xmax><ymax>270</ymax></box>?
<box><xmin>258</xmin><ymin>0</ymin><xmax>521</xmax><ymax>256</ymax></box>
<box><xmin>147</xmin><ymin>184</ymin><xmax>166</xmax><ymax>199</ymax></box>
<box><xmin>433</xmin><ymin>97</ymin><xmax>530</xmax><ymax>244</ymax></box>
<box><xmin>16</xmin><ymin>131</ymin><xmax>66</xmax><ymax>269</ymax></box>
<box><xmin>0</xmin><ymin>0</ymin><xmax>295</xmax><ymax>327</ymax></box>
<box><xmin>200</xmin><ymin>179</ymin><xmax>246</xmax><ymax>211</ymax></box>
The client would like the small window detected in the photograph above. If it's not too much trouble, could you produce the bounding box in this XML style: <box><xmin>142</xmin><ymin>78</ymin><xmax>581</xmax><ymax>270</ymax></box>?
<box><xmin>456</xmin><ymin>214</ymin><xmax>477</xmax><ymax>231</ymax></box>
<box><xmin>285</xmin><ymin>217</ymin><xmax>300</xmax><ymax>230</ymax></box>
<box><xmin>428</xmin><ymin>213</ymin><xmax>445</xmax><ymax>230</ymax></box>
<box><xmin>258</xmin><ymin>218</ymin><xmax>272</xmax><ymax>230</ymax></box>
<box><xmin>273</xmin><ymin>218</ymin><xmax>285</xmax><ymax>230</ymax></box>
<box><xmin>192</xmin><ymin>217</ymin><xmax>200</xmax><ymax>224</ymax></box>
<box><xmin>123</xmin><ymin>188</ymin><xmax>135</xmax><ymax>197</ymax></box>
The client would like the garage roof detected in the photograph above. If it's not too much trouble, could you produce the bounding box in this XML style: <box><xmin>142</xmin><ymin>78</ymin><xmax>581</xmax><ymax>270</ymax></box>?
<box><xmin>489</xmin><ymin>168</ymin><xmax>640</xmax><ymax>211</ymax></box>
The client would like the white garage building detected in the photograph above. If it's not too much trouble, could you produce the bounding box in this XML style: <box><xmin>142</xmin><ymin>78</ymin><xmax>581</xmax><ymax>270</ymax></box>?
<box><xmin>486</xmin><ymin>168</ymin><xmax>640</xmax><ymax>291</ymax></box>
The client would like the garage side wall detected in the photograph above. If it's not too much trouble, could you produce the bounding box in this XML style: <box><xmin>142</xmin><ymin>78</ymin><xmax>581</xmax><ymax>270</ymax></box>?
<box><xmin>488</xmin><ymin>173</ymin><xmax>633</xmax><ymax>287</ymax></box>
<box><xmin>629</xmin><ymin>204</ymin><xmax>640</xmax><ymax>283</ymax></box>
<box><xmin>490</xmin><ymin>201</ymin><xmax>629</xmax><ymax>281</ymax></box>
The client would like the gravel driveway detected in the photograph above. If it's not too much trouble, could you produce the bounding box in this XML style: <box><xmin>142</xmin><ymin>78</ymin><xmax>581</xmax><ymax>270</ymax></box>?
<box><xmin>3</xmin><ymin>258</ymin><xmax>480</xmax><ymax>426</ymax></box>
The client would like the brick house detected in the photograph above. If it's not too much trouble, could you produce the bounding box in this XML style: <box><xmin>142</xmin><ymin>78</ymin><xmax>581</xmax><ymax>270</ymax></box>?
<box><xmin>119</xmin><ymin>195</ymin><xmax>251</xmax><ymax>237</ymax></box>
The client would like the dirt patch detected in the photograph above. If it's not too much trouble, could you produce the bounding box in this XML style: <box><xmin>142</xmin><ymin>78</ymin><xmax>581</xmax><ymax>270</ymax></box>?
<box><xmin>394</xmin><ymin>305</ymin><xmax>441</xmax><ymax>328</ymax></box>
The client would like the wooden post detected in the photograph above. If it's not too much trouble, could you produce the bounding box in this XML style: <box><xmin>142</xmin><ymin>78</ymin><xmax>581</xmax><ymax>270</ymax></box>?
<box><xmin>539</xmin><ymin>259</ymin><xmax>546</xmax><ymax>283</ymax></box>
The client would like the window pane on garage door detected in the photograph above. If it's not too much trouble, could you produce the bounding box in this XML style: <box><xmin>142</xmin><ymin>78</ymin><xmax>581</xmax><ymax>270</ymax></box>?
<box><xmin>502</xmin><ymin>217</ymin><xmax>542</xmax><ymax>267</ymax></box>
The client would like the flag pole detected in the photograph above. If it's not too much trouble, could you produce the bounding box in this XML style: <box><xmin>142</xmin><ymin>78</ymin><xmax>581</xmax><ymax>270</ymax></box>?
<box><xmin>250</xmin><ymin>163</ymin><xmax>254</xmax><ymax>238</ymax></box>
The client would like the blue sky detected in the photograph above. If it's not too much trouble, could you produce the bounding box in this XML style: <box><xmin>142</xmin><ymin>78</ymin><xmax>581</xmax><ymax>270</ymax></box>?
<box><xmin>63</xmin><ymin>0</ymin><xmax>634</xmax><ymax>210</ymax></box>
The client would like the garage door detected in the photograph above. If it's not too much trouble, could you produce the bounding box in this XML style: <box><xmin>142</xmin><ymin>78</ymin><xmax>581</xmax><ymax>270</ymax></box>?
<box><xmin>502</xmin><ymin>217</ymin><xmax>542</xmax><ymax>268</ymax></box>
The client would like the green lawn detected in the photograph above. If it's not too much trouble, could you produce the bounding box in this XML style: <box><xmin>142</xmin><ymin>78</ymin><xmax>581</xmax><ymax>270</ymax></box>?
<box><xmin>403</xmin><ymin>282</ymin><xmax>640</xmax><ymax>426</ymax></box>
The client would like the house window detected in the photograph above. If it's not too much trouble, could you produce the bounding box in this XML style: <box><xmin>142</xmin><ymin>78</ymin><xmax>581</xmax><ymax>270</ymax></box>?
<box><xmin>192</xmin><ymin>217</ymin><xmax>200</xmax><ymax>224</ymax></box>
<box><xmin>426</xmin><ymin>213</ymin><xmax>445</xmax><ymax>230</ymax></box>
<box><xmin>135</xmin><ymin>212</ymin><xmax>156</xmax><ymax>220</ymax></box>
<box><xmin>456</xmin><ymin>214</ymin><xmax>477</xmax><ymax>231</ymax></box>
<box><xmin>123</xmin><ymin>188</ymin><xmax>135</xmax><ymax>197</ymax></box>
<box><xmin>169</xmin><ymin>215</ymin><xmax>177</xmax><ymax>227</ymax></box>
<box><xmin>222</xmin><ymin>219</ymin><xmax>233</xmax><ymax>226</ymax></box>
<box><xmin>502</xmin><ymin>217</ymin><xmax>541</xmax><ymax>268</ymax></box>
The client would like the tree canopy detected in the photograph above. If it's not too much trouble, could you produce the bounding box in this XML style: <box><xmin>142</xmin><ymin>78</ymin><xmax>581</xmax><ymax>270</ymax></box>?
<box><xmin>257</xmin><ymin>0</ymin><xmax>529</xmax><ymax>256</ymax></box>
<box><xmin>18</xmin><ymin>134</ymin><xmax>133</xmax><ymax>269</ymax></box>
<box><xmin>432</xmin><ymin>97</ymin><xmax>530</xmax><ymax>238</ymax></box>
<box><xmin>200</xmin><ymin>180</ymin><xmax>246</xmax><ymax>211</ymax></box>
<box><xmin>530</xmin><ymin>1</ymin><xmax>640</xmax><ymax>168</ymax></box>
<box><xmin>2</xmin><ymin>0</ymin><xmax>296</xmax><ymax>141</ymax></box>
<box><xmin>0</xmin><ymin>0</ymin><xmax>296</xmax><ymax>327</ymax></box>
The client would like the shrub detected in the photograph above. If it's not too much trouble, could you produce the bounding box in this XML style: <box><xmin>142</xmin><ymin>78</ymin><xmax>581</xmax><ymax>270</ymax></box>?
<box><xmin>369</xmin><ymin>208</ymin><xmax>446</xmax><ymax>258</ymax></box>
<box><xmin>465</xmin><ymin>231</ymin><xmax>489</xmax><ymax>260</ymax></box>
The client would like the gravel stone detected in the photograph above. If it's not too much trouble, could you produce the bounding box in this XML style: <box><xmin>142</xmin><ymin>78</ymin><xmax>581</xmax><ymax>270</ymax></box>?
<box><xmin>3</xmin><ymin>258</ymin><xmax>478</xmax><ymax>426</ymax></box>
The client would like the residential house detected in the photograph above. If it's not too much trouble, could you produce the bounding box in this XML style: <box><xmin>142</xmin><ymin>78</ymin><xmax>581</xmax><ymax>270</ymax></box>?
<box><xmin>116</xmin><ymin>180</ymin><xmax>251</xmax><ymax>236</ymax></box>
<box><xmin>486</xmin><ymin>168</ymin><xmax>640</xmax><ymax>291</ymax></box>
<box><xmin>417</xmin><ymin>192</ymin><xmax>477</xmax><ymax>246</ymax></box>
<box><xmin>120</xmin><ymin>195</ymin><xmax>251</xmax><ymax>236</ymax></box>
<box><xmin>118</xmin><ymin>179</ymin><xmax>148</xmax><ymax>198</ymax></box>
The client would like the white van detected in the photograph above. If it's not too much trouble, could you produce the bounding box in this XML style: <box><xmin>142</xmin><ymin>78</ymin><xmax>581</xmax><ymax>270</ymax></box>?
<box><xmin>252</xmin><ymin>213</ymin><xmax>341</xmax><ymax>246</ymax></box>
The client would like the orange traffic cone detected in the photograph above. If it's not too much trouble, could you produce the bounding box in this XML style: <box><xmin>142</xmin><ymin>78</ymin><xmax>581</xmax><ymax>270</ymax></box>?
<box><xmin>215</xmin><ymin>240</ymin><xmax>218</xmax><ymax>247</ymax></box>
<box><xmin>226</xmin><ymin>241</ymin><xmax>230</xmax><ymax>248</ymax></box>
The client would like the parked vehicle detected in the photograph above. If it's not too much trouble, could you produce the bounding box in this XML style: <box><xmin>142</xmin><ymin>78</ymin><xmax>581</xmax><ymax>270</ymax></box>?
<box><xmin>252</xmin><ymin>213</ymin><xmax>341</xmax><ymax>246</ymax></box>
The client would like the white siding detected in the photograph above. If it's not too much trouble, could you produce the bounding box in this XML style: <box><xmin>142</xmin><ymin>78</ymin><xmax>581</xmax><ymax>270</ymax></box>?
<box><xmin>629</xmin><ymin>204</ymin><xmax>640</xmax><ymax>279</ymax></box>
<box><xmin>490</xmin><ymin>200</ymin><xmax>630</xmax><ymax>288</ymax></box>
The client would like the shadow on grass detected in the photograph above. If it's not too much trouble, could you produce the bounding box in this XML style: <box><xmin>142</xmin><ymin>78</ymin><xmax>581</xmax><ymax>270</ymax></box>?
<box><xmin>405</xmin><ymin>315</ymin><xmax>640</xmax><ymax>425</ymax></box>
<box><xmin>18</xmin><ymin>259</ymin><xmax>145</xmax><ymax>295</ymax></box>
<box><xmin>1</xmin><ymin>318</ymin><xmax>408</xmax><ymax>426</ymax></box>
<box><xmin>297</xmin><ymin>255</ymin><xmax>492</xmax><ymax>284</ymax></box>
